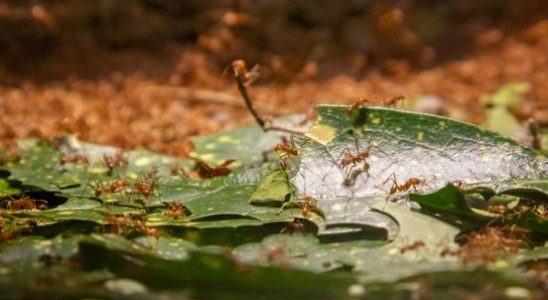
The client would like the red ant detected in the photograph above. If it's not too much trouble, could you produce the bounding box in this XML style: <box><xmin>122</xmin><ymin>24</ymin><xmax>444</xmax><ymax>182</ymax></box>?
<box><xmin>274</xmin><ymin>137</ymin><xmax>298</xmax><ymax>157</ymax></box>
<box><xmin>347</xmin><ymin>97</ymin><xmax>372</xmax><ymax>114</ymax></box>
<box><xmin>440</xmin><ymin>247</ymin><xmax>456</xmax><ymax>258</ymax></box>
<box><xmin>163</xmin><ymin>201</ymin><xmax>187</xmax><ymax>219</ymax></box>
<box><xmin>298</xmin><ymin>196</ymin><xmax>320</xmax><ymax>219</ymax></box>
<box><xmin>102</xmin><ymin>151</ymin><xmax>128</xmax><ymax>175</ymax></box>
<box><xmin>382</xmin><ymin>95</ymin><xmax>405</xmax><ymax>107</ymax></box>
<box><xmin>130</xmin><ymin>212</ymin><xmax>159</xmax><ymax>238</ymax></box>
<box><xmin>94</xmin><ymin>179</ymin><xmax>127</xmax><ymax>197</ymax></box>
<box><xmin>264</xmin><ymin>246</ymin><xmax>286</xmax><ymax>264</ymax></box>
<box><xmin>485</xmin><ymin>203</ymin><xmax>510</xmax><ymax>215</ymax></box>
<box><xmin>5</xmin><ymin>195</ymin><xmax>47</xmax><ymax>211</ymax></box>
<box><xmin>504</xmin><ymin>224</ymin><xmax>530</xmax><ymax>236</ymax></box>
<box><xmin>104</xmin><ymin>213</ymin><xmax>158</xmax><ymax>238</ymax></box>
<box><xmin>400</xmin><ymin>240</ymin><xmax>425</xmax><ymax>254</ymax></box>
<box><xmin>281</xmin><ymin>218</ymin><xmax>306</xmax><ymax>234</ymax></box>
<box><xmin>383</xmin><ymin>174</ymin><xmax>424</xmax><ymax>195</ymax></box>
<box><xmin>280</xmin><ymin>196</ymin><xmax>325</xmax><ymax>219</ymax></box>
<box><xmin>104</xmin><ymin>213</ymin><xmax>127</xmax><ymax>234</ymax></box>
<box><xmin>133</xmin><ymin>169</ymin><xmax>159</xmax><ymax>200</ymax></box>
<box><xmin>170</xmin><ymin>163</ymin><xmax>190</xmax><ymax>177</ymax></box>
<box><xmin>339</xmin><ymin>147</ymin><xmax>371</xmax><ymax>168</ymax></box>
<box><xmin>59</xmin><ymin>154</ymin><xmax>89</xmax><ymax>165</ymax></box>
<box><xmin>194</xmin><ymin>159</ymin><xmax>236</xmax><ymax>179</ymax></box>
<box><xmin>278</xmin><ymin>157</ymin><xmax>290</xmax><ymax>170</ymax></box>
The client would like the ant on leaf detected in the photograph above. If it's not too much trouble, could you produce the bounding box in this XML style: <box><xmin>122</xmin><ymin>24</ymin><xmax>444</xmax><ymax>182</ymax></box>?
<box><xmin>347</xmin><ymin>97</ymin><xmax>373</xmax><ymax>114</ymax></box>
<box><xmin>163</xmin><ymin>201</ymin><xmax>187</xmax><ymax>220</ymax></box>
<box><xmin>339</xmin><ymin>147</ymin><xmax>371</xmax><ymax>168</ymax></box>
<box><xmin>279</xmin><ymin>196</ymin><xmax>326</xmax><ymax>219</ymax></box>
<box><xmin>132</xmin><ymin>168</ymin><xmax>160</xmax><ymax>202</ymax></box>
<box><xmin>5</xmin><ymin>195</ymin><xmax>47</xmax><ymax>211</ymax></box>
<box><xmin>339</xmin><ymin>140</ymin><xmax>372</xmax><ymax>187</ymax></box>
<box><xmin>102</xmin><ymin>151</ymin><xmax>128</xmax><ymax>176</ymax></box>
<box><xmin>59</xmin><ymin>154</ymin><xmax>89</xmax><ymax>165</ymax></box>
<box><xmin>281</xmin><ymin>218</ymin><xmax>306</xmax><ymax>234</ymax></box>
<box><xmin>194</xmin><ymin>158</ymin><xmax>236</xmax><ymax>179</ymax></box>
<box><xmin>400</xmin><ymin>240</ymin><xmax>425</xmax><ymax>254</ymax></box>
<box><xmin>94</xmin><ymin>179</ymin><xmax>127</xmax><ymax>197</ymax></box>
<box><xmin>274</xmin><ymin>136</ymin><xmax>298</xmax><ymax>157</ymax></box>
<box><xmin>382</xmin><ymin>174</ymin><xmax>424</xmax><ymax>195</ymax></box>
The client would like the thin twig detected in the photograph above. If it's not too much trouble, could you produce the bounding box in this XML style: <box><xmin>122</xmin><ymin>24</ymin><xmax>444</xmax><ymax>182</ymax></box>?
<box><xmin>231</xmin><ymin>60</ymin><xmax>308</xmax><ymax>136</ymax></box>
<box><xmin>527</xmin><ymin>118</ymin><xmax>542</xmax><ymax>151</ymax></box>
<box><xmin>232</xmin><ymin>60</ymin><xmax>266</xmax><ymax>129</ymax></box>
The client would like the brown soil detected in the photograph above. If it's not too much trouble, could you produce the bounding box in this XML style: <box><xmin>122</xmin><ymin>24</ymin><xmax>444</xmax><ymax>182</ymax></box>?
<box><xmin>1</xmin><ymin>1</ymin><xmax>547</xmax><ymax>157</ymax></box>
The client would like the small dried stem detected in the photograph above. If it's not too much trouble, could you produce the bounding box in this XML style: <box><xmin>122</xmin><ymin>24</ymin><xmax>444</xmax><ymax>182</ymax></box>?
<box><xmin>232</xmin><ymin>60</ymin><xmax>265</xmax><ymax>129</ymax></box>
<box><xmin>527</xmin><ymin>118</ymin><xmax>541</xmax><ymax>151</ymax></box>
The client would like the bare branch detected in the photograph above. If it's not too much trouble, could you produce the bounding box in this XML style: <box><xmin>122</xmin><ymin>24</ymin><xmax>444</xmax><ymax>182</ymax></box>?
<box><xmin>232</xmin><ymin>60</ymin><xmax>266</xmax><ymax>129</ymax></box>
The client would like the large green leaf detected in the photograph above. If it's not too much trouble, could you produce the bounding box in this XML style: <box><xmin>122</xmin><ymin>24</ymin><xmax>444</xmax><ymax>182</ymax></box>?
<box><xmin>284</xmin><ymin>105</ymin><xmax>547</xmax><ymax>232</ymax></box>
<box><xmin>2</xmin><ymin>139</ymin><xmax>312</xmax><ymax>230</ymax></box>
<box><xmin>292</xmin><ymin>105</ymin><xmax>546</xmax><ymax>198</ymax></box>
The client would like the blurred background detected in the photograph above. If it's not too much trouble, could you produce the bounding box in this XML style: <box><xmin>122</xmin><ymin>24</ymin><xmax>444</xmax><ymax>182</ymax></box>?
<box><xmin>0</xmin><ymin>0</ymin><xmax>547</xmax><ymax>156</ymax></box>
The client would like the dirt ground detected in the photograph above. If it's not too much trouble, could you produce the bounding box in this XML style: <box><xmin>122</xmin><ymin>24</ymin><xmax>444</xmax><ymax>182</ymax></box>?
<box><xmin>1</xmin><ymin>1</ymin><xmax>547</xmax><ymax>157</ymax></box>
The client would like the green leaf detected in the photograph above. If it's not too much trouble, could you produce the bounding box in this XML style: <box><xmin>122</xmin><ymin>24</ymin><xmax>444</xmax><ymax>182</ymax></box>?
<box><xmin>0</xmin><ymin>178</ymin><xmax>20</xmax><ymax>198</ymax></box>
<box><xmin>481</xmin><ymin>82</ymin><xmax>530</xmax><ymax>107</ymax></box>
<box><xmin>4</xmin><ymin>138</ymin><xmax>192</xmax><ymax>201</ymax></box>
<box><xmin>0</xmin><ymin>235</ymin><xmax>78</xmax><ymax>266</ymax></box>
<box><xmin>156</xmin><ymin>171</ymin><xmax>298</xmax><ymax>223</ymax></box>
<box><xmin>410</xmin><ymin>184</ymin><xmax>488</xmax><ymax>227</ymax></box>
<box><xmin>4</xmin><ymin>140</ymin><xmax>80</xmax><ymax>191</ymax></box>
<box><xmin>235</xmin><ymin>200</ymin><xmax>461</xmax><ymax>283</ymax></box>
<box><xmin>234</xmin><ymin>233</ymin><xmax>386</xmax><ymax>272</ymax></box>
<box><xmin>481</xmin><ymin>83</ymin><xmax>530</xmax><ymax>138</ymax></box>
<box><xmin>293</xmin><ymin>105</ymin><xmax>546</xmax><ymax>199</ymax></box>
<box><xmin>191</xmin><ymin>125</ymin><xmax>285</xmax><ymax>165</ymax></box>
<box><xmin>3</xmin><ymin>139</ymin><xmax>308</xmax><ymax>227</ymax></box>
<box><xmin>284</xmin><ymin>105</ymin><xmax>546</xmax><ymax>232</ymax></box>
<box><xmin>79</xmin><ymin>234</ymin><xmax>355</xmax><ymax>300</ymax></box>
<box><xmin>482</xmin><ymin>105</ymin><xmax>522</xmax><ymax>138</ymax></box>
<box><xmin>249</xmin><ymin>170</ymin><xmax>292</xmax><ymax>205</ymax></box>
<box><xmin>411</xmin><ymin>184</ymin><xmax>548</xmax><ymax>234</ymax></box>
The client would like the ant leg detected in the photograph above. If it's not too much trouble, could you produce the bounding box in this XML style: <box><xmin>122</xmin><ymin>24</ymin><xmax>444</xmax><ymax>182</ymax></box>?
<box><xmin>289</xmin><ymin>135</ymin><xmax>297</xmax><ymax>147</ymax></box>
<box><xmin>382</xmin><ymin>173</ymin><xmax>397</xmax><ymax>187</ymax></box>
<box><xmin>342</xmin><ymin>147</ymin><xmax>352</xmax><ymax>158</ymax></box>
<box><xmin>337</xmin><ymin>147</ymin><xmax>351</xmax><ymax>168</ymax></box>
